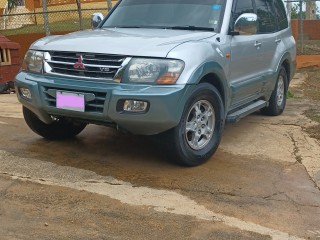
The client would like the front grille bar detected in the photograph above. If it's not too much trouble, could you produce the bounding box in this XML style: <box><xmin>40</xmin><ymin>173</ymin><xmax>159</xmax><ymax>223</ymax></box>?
<box><xmin>44</xmin><ymin>51</ymin><xmax>127</xmax><ymax>81</ymax></box>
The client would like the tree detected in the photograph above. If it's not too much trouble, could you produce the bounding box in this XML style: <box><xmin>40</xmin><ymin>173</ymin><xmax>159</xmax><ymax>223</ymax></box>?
<box><xmin>291</xmin><ymin>4</ymin><xmax>306</xmax><ymax>19</ymax></box>
<box><xmin>7</xmin><ymin>0</ymin><xmax>19</xmax><ymax>12</ymax></box>
<box><xmin>306</xmin><ymin>0</ymin><xmax>316</xmax><ymax>19</ymax></box>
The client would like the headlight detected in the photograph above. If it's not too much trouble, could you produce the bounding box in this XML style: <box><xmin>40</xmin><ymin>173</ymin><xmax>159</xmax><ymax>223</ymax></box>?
<box><xmin>121</xmin><ymin>58</ymin><xmax>184</xmax><ymax>84</ymax></box>
<box><xmin>21</xmin><ymin>50</ymin><xmax>44</xmax><ymax>74</ymax></box>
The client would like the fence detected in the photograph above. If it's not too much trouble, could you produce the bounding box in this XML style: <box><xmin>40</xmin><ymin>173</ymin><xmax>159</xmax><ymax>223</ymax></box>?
<box><xmin>286</xmin><ymin>0</ymin><xmax>320</xmax><ymax>55</ymax></box>
<box><xmin>0</xmin><ymin>0</ymin><xmax>320</xmax><ymax>57</ymax></box>
<box><xmin>0</xmin><ymin>0</ymin><xmax>117</xmax><ymax>57</ymax></box>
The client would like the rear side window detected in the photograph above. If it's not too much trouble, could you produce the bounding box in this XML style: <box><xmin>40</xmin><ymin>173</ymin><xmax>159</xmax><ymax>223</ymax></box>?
<box><xmin>273</xmin><ymin>0</ymin><xmax>289</xmax><ymax>30</ymax></box>
<box><xmin>234</xmin><ymin>0</ymin><xmax>254</xmax><ymax>22</ymax></box>
<box><xmin>255</xmin><ymin>0</ymin><xmax>277</xmax><ymax>33</ymax></box>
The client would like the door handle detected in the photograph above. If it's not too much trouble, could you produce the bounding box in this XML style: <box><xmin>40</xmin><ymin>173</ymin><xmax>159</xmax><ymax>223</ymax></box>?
<box><xmin>254</xmin><ymin>41</ymin><xmax>262</xmax><ymax>47</ymax></box>
<box><xmin>275</xmin><ymin>39</ymin><xmax>282</xmax><ymax>44</ymax></box>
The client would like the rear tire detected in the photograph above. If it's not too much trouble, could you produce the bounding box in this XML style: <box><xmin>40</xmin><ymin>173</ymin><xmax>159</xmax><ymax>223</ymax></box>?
<box><xmin>164</xmin><ymin>83</ymin><xmax>225</xmax><ymax>167</ymax></box>
<box><xmin>23</xmin><ymin>106</ymin><xmax>87</xmax><ymax>140</ymax></box>
<box><xmin>261</xmin><ymin>66</ymin><xmax>288</xmax><ymax>116</ymax></box>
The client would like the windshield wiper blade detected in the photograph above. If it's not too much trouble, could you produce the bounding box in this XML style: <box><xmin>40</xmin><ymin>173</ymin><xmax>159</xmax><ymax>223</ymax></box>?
<box><xmin>104</xmin><ymin>25</ymin><xmax>172</xmax><ymax>29</ymax></box>
<box><xmin>169</xmin><ymin>26</ymin><xmax>214</xmax><ymax>31</ymax></box>
<box><xmin>103</xmin><ymin>25</ymin><xmax>143</xmax><ymax>28</ymax></box>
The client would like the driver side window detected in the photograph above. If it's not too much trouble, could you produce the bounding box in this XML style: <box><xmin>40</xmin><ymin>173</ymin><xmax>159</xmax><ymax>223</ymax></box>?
<box><xmin>234</xmin><ymin>0</ymin><xmax>254</xmax><ymax>22</ymax></box>
<box><xmin>233</xmin><ymin>0</ymin><xmax>257</xmax><ymax>35</ymax></box>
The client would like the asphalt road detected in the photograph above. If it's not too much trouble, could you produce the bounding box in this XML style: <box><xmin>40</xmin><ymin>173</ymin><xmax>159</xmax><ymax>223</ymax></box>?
<box><xmin>0</xmin><ymin>74</ymin><xmax>319</xmax><ymax>240</ymax></box>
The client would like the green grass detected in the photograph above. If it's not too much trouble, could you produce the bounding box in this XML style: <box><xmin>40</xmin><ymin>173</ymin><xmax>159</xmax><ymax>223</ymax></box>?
<box><xmin>2</xmin><ymin>18</ymin><xmax>92</xmax><ymax>36</ymax></box>
<box><xmin>287</xmin><ymin>91</ymin><xmax>295</xmax><ymax>99</ymax></box>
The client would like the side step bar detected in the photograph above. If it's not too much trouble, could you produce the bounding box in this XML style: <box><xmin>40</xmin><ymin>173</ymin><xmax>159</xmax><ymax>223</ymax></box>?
<box><xmin>226</xmin><ymin>100</ymin><xmax>268</xmax><ymax>124</ymax></box>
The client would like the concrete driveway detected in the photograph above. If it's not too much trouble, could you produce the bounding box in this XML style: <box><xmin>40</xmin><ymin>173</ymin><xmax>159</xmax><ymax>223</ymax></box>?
<box><xmin>0</xmin><ymin>74</ymin><xmax>319</xmax><ymax>240</ymax></box>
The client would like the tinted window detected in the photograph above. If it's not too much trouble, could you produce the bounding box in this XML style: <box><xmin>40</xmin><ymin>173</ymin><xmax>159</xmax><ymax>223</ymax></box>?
<box><xmin>274</xmin><ymin>0</ymin><xmax>289</xmax><ymax>30</ymax></box>
<box><xmin>234</xmin><ymin>0</ymin><xmax>254</xmax><ymax>22</ymax></box>
<box><xmin>255</xmin><ymin>0</ymin><xmax>277</xmax><ymax>33</ymax></box>
<box><xmin>103</xmin><ymin>0</ymin><xmax>226</xmax><ymax>32</ymax></box>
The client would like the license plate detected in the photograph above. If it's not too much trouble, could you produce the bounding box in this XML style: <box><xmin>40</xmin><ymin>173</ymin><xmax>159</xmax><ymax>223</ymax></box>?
<box><xmin>56</xmin><ymin>91</ymin><xmax>85</xmax><ymax>112</ymax></box>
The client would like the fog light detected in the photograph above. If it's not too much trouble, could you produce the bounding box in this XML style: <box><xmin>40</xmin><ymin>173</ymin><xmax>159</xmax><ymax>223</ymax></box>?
<box><xmin>123</xmin><ymin>100</ymin><xmax>148</xmax><ymax>112</ymax></box>
<box><xmin>19</xmin><ymin>87</ymin><xmax>32</xmax><ymax>100</ymax></box>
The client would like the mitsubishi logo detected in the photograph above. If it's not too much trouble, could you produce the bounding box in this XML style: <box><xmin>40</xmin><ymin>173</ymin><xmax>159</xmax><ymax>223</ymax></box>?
<box><xmin>74</xmin><ymin>55</ymin><xmax>85</xmax><ymax>69</ymax></box>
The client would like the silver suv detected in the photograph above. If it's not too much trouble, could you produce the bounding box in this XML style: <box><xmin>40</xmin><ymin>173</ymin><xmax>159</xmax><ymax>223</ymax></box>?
<box><xmin>15</xmin><ymin>0</ymin><xmax>296</xmax><ymax>166</ymax></box>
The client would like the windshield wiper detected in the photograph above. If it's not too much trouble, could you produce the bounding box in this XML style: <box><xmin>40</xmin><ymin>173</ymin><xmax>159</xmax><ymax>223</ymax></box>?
<box><xmin>104</xmin><ymin>25</ymin><xmax>172</xmax><ymax>29</ymax></box>
<box><xmin>103</xmin><ymin>25</ymin><xmax>215</xmax><ymax>31</ymax></box>
<box><xmin>169</xmin><ymin>26</ymin><xmax>214</xmax><ymax>31</ymax></box>
<box><xmin>103</xmin><ymin>25</ymin><xmax>143</xmax><ymax>28</ymax></box>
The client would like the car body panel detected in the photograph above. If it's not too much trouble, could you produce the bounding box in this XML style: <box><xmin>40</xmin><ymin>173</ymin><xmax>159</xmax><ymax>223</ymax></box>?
<box><xmin>31</xmin><ymin>29</ymin><xmax>216</xmax><ymax>58</ymax></box>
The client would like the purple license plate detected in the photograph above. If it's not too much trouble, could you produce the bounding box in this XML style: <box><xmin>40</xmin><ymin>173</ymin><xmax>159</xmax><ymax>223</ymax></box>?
<box><xmin>56</xmin><ymin>91</ymin><xmax>85</xmax><ymax>112</ymax></box>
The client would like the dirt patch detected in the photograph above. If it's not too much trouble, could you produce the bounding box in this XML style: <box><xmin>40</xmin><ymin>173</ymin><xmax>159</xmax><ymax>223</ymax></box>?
<box><xmin>297</xmin><ymin>40</ymin><xmax>320</xmax><ymax>55</ymax></box>
<box><xmin>298</xmin><ymin>67</ymin><xmax>320</xmax><ymax>141</ymax></box>
<box><xmin>300</xmin><ymin>67</ymin><xmax>320</xmax><ymax>101</ymax></box>
<box><xmin>296</xmin><ymin>55</ymin><xmax>320</xmax><ymax>68</ymax></box>
<box><xmin>304</xmin><ymin>109</ymin><xmax>320</xmax><ymax>141</ymax></box>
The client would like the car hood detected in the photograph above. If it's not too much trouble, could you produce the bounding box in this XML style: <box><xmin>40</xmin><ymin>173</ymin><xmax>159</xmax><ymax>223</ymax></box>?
<box><xmin>31</xmin><ymin>28</ymin><xmax>216</xmax><ymax>58</ymax></box>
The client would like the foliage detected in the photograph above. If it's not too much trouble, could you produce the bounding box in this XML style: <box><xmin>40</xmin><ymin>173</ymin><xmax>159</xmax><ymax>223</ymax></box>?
<box><xmin>290</xmin><ymin>1</ymin><xmax>320</xmax><ymax>19</ymax></box>
<box><xmin>7</xmin><ymin>0</ymin><xmax>19</xmax><ymax>12</ymax></box>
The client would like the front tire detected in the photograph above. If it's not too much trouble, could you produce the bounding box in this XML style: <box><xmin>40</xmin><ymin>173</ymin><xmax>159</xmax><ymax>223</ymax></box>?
<box><xmin>261</xmin><ymin>66</ymin><xmax>288</xmax><ymax>116</ymax></box>
<box><xmin>23</xmin><ymin>106</ymin><xmax>87</xmax><ymax>140</ymax></box>
<box><xmin>165</xmin><ymin>83</ymin><xmax>225</xmax><ymax>167</ymax></box>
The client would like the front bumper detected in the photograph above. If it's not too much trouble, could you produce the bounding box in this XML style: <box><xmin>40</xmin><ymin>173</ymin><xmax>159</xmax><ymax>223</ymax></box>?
<box><xmin>15</xmin><ymin>72</ymin><xmax>193</xmax><ymax>135</ymax></box>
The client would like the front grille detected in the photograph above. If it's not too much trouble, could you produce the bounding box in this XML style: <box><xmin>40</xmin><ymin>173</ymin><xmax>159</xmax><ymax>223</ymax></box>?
<box><xmin>43</xmin><ymin>87</ymin><xmax>107</xmax><ymax>113</ymax></box>
<box><xmin>46</xmin><ymin>51</ymin><xmax>126</xmax><ymax>80</ymax></box>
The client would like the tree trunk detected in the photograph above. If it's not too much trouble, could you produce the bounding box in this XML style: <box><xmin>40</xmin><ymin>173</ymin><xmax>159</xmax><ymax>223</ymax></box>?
<box><xmin>42</xmin><ymin>0</ymin><xmax>50</xmax><ymax>35</ymax></box>
<box><xmin>76</xmin><ymin>0</ymin><xmax>83</xmax><ymax>30</ymax></box>
<box><xmin>306</xmin><ymin>0</ymin><xmax>316</xmax><ymax>20</ymax></box>
<box><xmin>107</xmin><ymin>0</ymin><xmax>112</xmax><ymax>12</ymax></box>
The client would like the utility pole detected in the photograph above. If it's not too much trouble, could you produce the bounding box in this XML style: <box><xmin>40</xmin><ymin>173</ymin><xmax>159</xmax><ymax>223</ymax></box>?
<box><xmin>306</xmin><ymin>0</ymin><xmax>317</xmax><ymax>19</ymax></box>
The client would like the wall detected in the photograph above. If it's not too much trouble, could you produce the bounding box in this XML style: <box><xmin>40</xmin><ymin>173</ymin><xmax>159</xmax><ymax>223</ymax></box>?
<box><xmin>291</xmin><ymin>19</ymin><xmax>320</xmax><ymax>40</ymax></box>
<box><xmin>6</xmin><ymin>31</ymin><xmax>70</xmax><ymax>58</ymax></box>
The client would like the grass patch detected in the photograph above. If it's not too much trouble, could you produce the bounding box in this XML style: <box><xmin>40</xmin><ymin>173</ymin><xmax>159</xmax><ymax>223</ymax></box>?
<box><xmin>287</xmin><ymin>91</ymin><xmax>295</xmax><ymax>99</ymax></box>
<box><xmin>2</xmin><ymin>18</ymin><xmax>92</xmax><ymax>36</ymax></box>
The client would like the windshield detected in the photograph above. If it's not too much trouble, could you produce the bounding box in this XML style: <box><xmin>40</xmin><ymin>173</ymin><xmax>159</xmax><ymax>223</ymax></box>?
<box><xmin>102</xmin><ymin>0</ymin><xmax>226</xmax><ymax>32</ymax></box>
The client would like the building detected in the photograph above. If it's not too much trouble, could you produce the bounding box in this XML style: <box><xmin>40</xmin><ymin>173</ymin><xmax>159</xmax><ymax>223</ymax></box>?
<box><xmin>0</xmin><ymin>34</ymin><xmax>20</xmax><ymax>92</ymax></box>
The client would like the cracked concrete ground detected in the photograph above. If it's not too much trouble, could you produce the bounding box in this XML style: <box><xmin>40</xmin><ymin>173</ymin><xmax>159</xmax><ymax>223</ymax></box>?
<box><xmin>0</xmin><ymin>73</ymin><xmax>319</xmax><ymax>240</ymax></box>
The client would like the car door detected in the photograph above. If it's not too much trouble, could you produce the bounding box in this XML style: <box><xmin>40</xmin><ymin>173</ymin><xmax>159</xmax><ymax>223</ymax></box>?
<box><xmin>261</xmin><ymin>0</ymin><xmax>291</xmax><ymax>94</ymax></box>
<box><xmin>229</xmin><ymin>0</ymin><xmax>266</xmax><ymax>109</ymax></box>
<box><xmin>253</xmin><ymin>0</ymin><xmax>280</xmax><ymax>94</ymax></box>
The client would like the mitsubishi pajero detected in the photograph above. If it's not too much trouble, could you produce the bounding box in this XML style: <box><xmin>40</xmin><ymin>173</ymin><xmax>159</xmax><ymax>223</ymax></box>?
<box><xmin>15</xmin><ymin>0</ymin><xmax>296</xmax><ymax>166</ymax></box>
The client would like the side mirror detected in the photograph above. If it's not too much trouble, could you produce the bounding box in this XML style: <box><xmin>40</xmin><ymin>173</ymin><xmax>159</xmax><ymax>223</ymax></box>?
<box><xmin>233</xmin><ymin>13</ymin><xmax>258</xmax><ymax>36</ymax></box>
<box><xmin>91</xmin><ymin>13</ymin><xmax>104</xmax><ymax>29</ymax></box>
